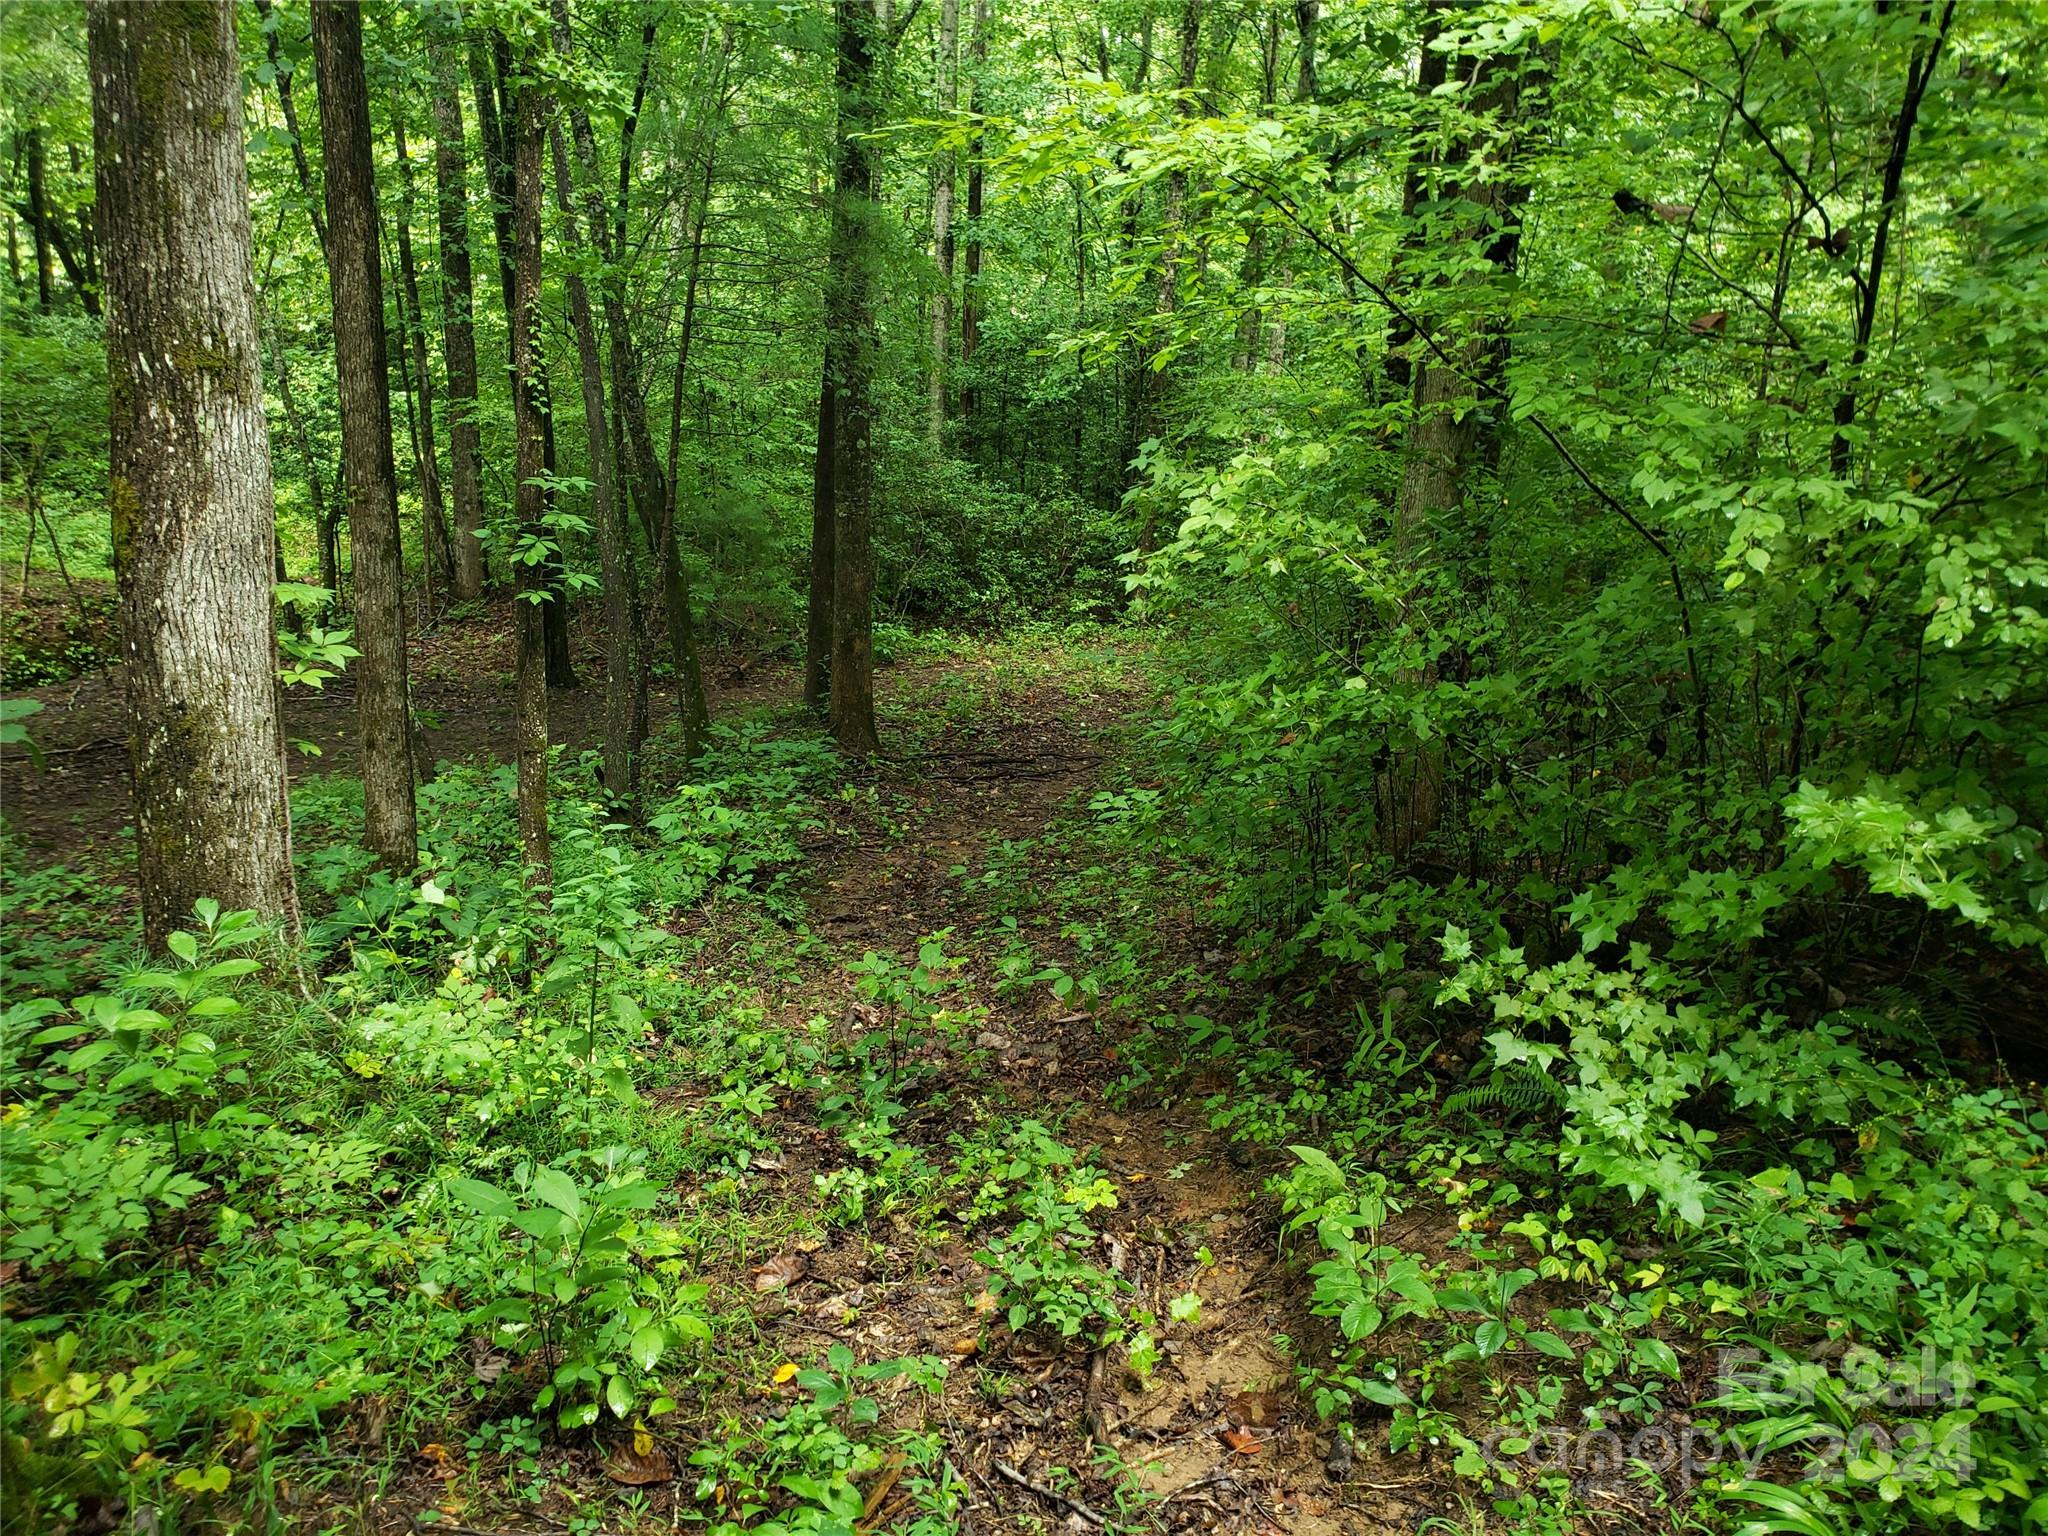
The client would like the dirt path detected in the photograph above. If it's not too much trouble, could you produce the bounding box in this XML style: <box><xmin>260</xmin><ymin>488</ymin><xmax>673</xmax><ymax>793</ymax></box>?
<box><xmin>708</xmin><ymin>655</ymin><xmax>1423</xmax><ymax>1536</ymax></box>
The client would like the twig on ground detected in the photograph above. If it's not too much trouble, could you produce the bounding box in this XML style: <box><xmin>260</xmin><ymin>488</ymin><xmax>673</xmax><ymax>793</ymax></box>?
<box><xmin>993</xmin><ymin>1461</ymin><xmax>1105</xmax><ymax>1526</ymax></box>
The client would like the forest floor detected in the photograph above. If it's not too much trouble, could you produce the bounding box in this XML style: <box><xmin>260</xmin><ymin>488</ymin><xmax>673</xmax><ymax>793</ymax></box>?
<box><xmin>2</xmin><ymin>618</ymin><xmax>1631</xmax><ymax>1535</ymax></box>
<box><xmin>333</xmin><ymin>629</ymin><xmax>1463</xmax><ymax>1536</ymax></box>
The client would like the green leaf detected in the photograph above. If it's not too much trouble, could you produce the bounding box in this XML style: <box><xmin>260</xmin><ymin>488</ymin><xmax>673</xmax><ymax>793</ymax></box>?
<box><xmin>531</xmin><ymin>1167</ymin><xmax>583</xmax><ymax>1222</ymax></box>
<box><xmin>1475</xmin><ymin>1319</ymin><xmax>1510</xmax><ymax>1359</ymax></box>
<box><xmin>606</xmin><ymin>1372</ymin><xmax>633</xmax><ymax>1419</ymax></box>
<box><xmin>629</xmin><ymin>1326</ymin><xmax>664</xmax><ymax>1373</ymax></box>
<box><xmin>448</xmin><ymin>1178</ymin><xmax>514</xmax><ymax>1223</ymax></box>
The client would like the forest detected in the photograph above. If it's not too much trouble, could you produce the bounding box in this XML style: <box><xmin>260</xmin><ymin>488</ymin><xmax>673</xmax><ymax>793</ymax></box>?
<box><xmin>1</xmin><ymin>0</ymin><xmax>2044</xmax><ymax>1531</ymax></box>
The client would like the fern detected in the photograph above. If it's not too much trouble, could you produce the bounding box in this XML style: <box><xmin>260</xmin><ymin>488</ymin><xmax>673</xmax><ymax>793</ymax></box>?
<box><xmin>1442</xmin><ymin>1060</ymin><xmax>1562</xmax><ymax>1121</ymax></box>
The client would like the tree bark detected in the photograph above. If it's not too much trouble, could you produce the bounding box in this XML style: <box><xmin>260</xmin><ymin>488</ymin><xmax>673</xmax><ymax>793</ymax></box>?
<box><xmin>929</xmin><ymin>0</ymin><xmax>959</xmax><ymax>444</ymax></box>
<box><xmin>828</xmin><ymin>0</ymin><xmax>883</xmax><ymax>755</ymax></box>
<box><xmin>87</xmin><ymin>0</ymin><xmax>300</xmax><ymax>950</ymax></box>
<box><xmin>510</xmin><ymin>73</ymin><xmax>552</xmax><ymax>879</ymax></box>
<box><xmin>311</xmin><ymin>0</ymin><xmax>418</xmax><ymax>871</ymax></box>
<box><xmin>429</xmin><ymin>44</ymin><xmax>487</xmax><ymax>601</ymax></box>
<box><xmin>393</xmin><ymin>111</ymin><xmax>455</xmax><ymax>599</ymax></box>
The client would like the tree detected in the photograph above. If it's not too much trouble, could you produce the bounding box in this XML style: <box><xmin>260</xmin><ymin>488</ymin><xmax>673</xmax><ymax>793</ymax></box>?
<box><xmin>825</xmin><ymin>0</ymin><xmax>884</xmax><ymax>755</ymax></box>
<box><xmin>556</xmin><ymin>5</ymin><xmax>710</xmax><ymax>764</ymax></box>
<box><xmin>549</xmin><ymin>6</ymin><xmax>640</xmax><ymax>811</ymax></box>
<box><xmin>86</xmin><ymin>0</ymin><xmax>298</xmax><ymax>949</ymax></box>
<box><xmin>928</xmin><ymin>0</ymin><xmax>959</xmax><ymax>444</ymax></box>
<box><xmin>958</xmin><ymin>0</ymin><xmax>991</xmax><ymax>425</ymax></box>
<box><xmin>430</xmin><ymin>39</ymin><xmax>487</xmax><ymax>602</ymax></box>
<box><xmin>310</xmin><ymin>0</ymin><xmax>418</xmax><ymax>871</ymax></box>
<box><xmin>509</xmin><ymin>57</ymin><xmax>552</xmax><ymax>878</ymax></box>
<box><xmin>391</xmin><ymin>109</ymin><xmax>455</xmax><ymax>603</ymax></box>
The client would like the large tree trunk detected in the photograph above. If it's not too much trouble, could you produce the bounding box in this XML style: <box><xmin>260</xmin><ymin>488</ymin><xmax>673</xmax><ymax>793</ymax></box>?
<box><xmin>929</xmin><ymin>0</ymin><xmax>959</xmax><ymax>445</ymax></box>
<box><xmin>393</xmin><ymin>111</ymin><xmax>455</xmax><ymax>601</ymax></box>
<box><xmin>430</xmin><ymin>44</ymin><xmax>487</xmax><ymax>601</ymax></box>
<box><xmin>827</xmin><ymin>0</ymin><xmax>883</xmax><ymax>755</ymax></box>
<box><xmin>510</xmin><ymin>74</ymin><xmax>553</xmax><ymax>879</ymax></box>
<box><xmin>87</xmin><ymin>0</ymin><xmax>300</xmax><ymax>951</ymax></box>
<box><xmin>311</xmin><ymin>0</ymin><xmax>418</xmax><ymax>871</ymax></box>
<box><xmin>548</xmin><ymin>99</ymin><xmax>640</xmax><ymax>809</ymax></box>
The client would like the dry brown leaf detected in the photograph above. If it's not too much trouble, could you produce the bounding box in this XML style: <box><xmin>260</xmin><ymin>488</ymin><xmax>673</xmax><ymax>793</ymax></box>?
<box><xmin>603</xmin><ymin>1442</ymin><xmax>675</xmax><ymax>1487</ymax></box>
<box><xmin>1226</xmin><ymin>1389</ymin><xmax>1286</xmax><ymax>1428</ymax></box>
<box><xmin>1688</xmin><ymin>310</ymin><xmax>1728</xmax><ymax>335</ymax></box>
<box><xmin>949</xmin><ymin>1337</ymin><xmax>980</xmax><ymax>1357</ymax></box>
<box><xmin>970</xmin><ymin>1289</ymin><xmax>999</xmax><ymax>1316</ymax></box>
<box><xmin>753</xmin><ymin>1252</ymin><xmax>809</xmax><ymax>1293</ymax></box>
<box><xmin>1219</xmin><ymin>1427</ymin><xmax>1264</xmax><ymax>1455</ymax></box>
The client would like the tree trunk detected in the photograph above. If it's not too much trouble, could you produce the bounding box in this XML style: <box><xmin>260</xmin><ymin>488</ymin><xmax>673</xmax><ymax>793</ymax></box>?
<box><xmin>393</xmin><ymin>111</ymin><xmax>455</xmax><ymax>599</ymax></box>
<box><xmin>1830</xmin><ymin>1</ymin><xmax>1954</xmax><ymax>477</ymax></box>
<box><xmin>510</xmin><ymin>73</ymin><xmax>552</xmax><ymax>879</ymax></box>
<box><xmin>476</xmin><ymin>35</ymin><xmax>576</xmax><ymax>690</ymax></box>
<box><xmin>270</xmin><ymin>329</ymin><xmax>339</xmax><ymax>600</ymax></box>
<box><xmin>959</xmin><ymin>0</ymin><xmax>991</xmax><ymax>428</ymax></box>
<box><xmin>548</xmin><ymin>101</ymin><xmax>639</xmax><ymax>809</ymax></box>
<box><xmin>87</xmin><ymin>0</ymin><xmax>300</xmax><ymax>950</ymax></box>
<box><xmin>25</xmin><ymin>127</ymin><xmax>52</xmax><ymax>311</ymax></box>
<box><xmin>828</xmin><ymin>0</ymin><xmax>883</xmax><ymax>755</ymax></box>
<box><xmin>1382</xmin><ymin>35</ymin><xmax>1538</xmax><ymax>859</ymax></box>
<box><xmin>555</xmin><ymin>0</ymin><xmax>710</xmax><ymax>762</ymax></box>
<box><xmin>806</xmin><ymin>343</ymin><xmax>835</xmax><ymax>712</ymax></box>
<box><xmin>929</xmin><ymin>0</ymin><xmax>959</xmax><ymax>445</ymax></box>
<box><xmin>311</xmin><ymin>0</ymin><xmax>418</xmax><ymax>871</ymax></box>
<box><xmin>254</xmin><ymin>0</ymin><xmax>329</xmax><ymax>257</ymax></box>
<box><xmin>430</xmin><ymin>44</ymin><xmax>487</xmax><ymax>601</ymax></box>
<box><xmin>1383</xmin><ymin>3</ymin><xmax>1449</xmax><ymax>395</ymax></box>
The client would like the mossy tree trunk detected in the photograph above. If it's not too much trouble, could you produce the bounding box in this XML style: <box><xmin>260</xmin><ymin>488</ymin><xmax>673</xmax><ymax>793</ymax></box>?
<box><xmin>826</xmin><ymin>0</ymin><xmax>883</xmax><ymax>756</ymax></box>
<box><xmin>311</xmin><ymin>0</ymin><xmax>418</xmax><ymax>872</ymax></box>
<box><xmin>86</xmin><ymin>0</ymin><xmax>300</xmax><ymax>951</ymax></box>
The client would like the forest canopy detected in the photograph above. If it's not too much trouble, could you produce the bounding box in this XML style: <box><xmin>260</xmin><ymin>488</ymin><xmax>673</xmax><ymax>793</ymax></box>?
<box><xmin>1</xmin><ymin>1</ymin><xmax>2045</xmax><ymax>1533</ymax></box>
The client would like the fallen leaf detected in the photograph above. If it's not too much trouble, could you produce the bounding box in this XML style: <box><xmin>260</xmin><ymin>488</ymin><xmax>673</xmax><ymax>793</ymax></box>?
<box><xmin>773</xmin><ymin>1362</ymin><xmax>801</xmax><ymax>1385</ymax></box>
<box><xmin>604</xmin><ymin>1441</ymin><xmax>675</xmax><ymax>1487</ymax></box>
<box><xmin>1688</xmin><ymin>310</ymin><xmax>1728</xmax><ymax>335</ymax></box>
<box><xmin>970</xmin><ymin>1289</ymin><xmax>999</xmax><ymax>1316</ymax></box>
<box><xmin>753</xmin><ymin>1252</ymin><xmax>808</xmax><ymax>1292</ymax></box>
<box><xmin>1219</xmin><ymin>1427</ymin><xmax>1263</xmax><ymax>1455</ymax></box>
<box><xmin>1226</xmin><ymin>1389</ymin><xmax>1286</xmax><ymax>1428</ymax></box>
<box><xmin>949</xmin><ymin>1338</ymin><xmax>980</xmax><ymax>1357</ymax></box>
